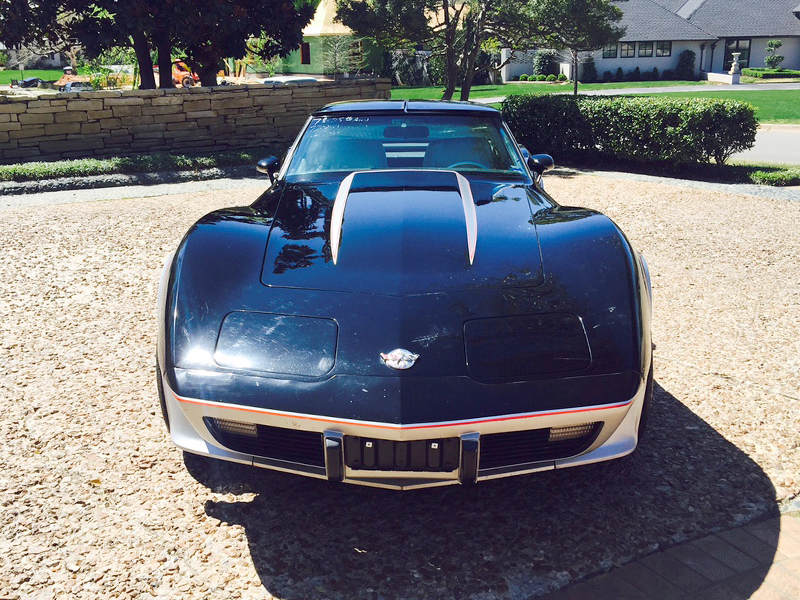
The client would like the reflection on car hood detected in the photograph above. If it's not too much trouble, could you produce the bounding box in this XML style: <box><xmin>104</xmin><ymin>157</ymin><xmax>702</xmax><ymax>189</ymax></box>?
<box><xmin>261</xmin><ymin>170</ymin><xmax>544</xmax><ymax>295</ymax></box>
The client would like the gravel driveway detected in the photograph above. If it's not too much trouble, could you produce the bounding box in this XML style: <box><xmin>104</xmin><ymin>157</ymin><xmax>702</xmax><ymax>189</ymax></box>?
<box><xmin>1</xmin><ymin>174</ymin><xmax>798</xmax><ymax>599</ymax></box>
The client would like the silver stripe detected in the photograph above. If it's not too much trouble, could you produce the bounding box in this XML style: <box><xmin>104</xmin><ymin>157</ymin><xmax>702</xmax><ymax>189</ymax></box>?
<box><xmin>330</xmin><ymin>171</ymin><xmax>358</xmax><ymax>265</ymax></box>
<box><xmin>454</xmin><ymin>172</ymin><xmax>478</xmax><ymax>265</ymax></box>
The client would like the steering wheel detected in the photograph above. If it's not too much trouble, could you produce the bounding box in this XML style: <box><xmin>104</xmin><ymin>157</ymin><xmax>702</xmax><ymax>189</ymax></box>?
<box><xmin>446</xmin><ymin>161</ymin><xmax>485</xmax><ymax>170</ymax></box>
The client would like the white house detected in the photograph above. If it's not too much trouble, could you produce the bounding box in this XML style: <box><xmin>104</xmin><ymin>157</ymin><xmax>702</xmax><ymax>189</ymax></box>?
<box><xmin>0</xmin><ymin>42</ymin><xmax>66</xmax><ymax>70</ymax></box>
<box><xmin>503</xmin><ymin>0</ymin><xmax>800</xmax><ymax>81</ymax></box>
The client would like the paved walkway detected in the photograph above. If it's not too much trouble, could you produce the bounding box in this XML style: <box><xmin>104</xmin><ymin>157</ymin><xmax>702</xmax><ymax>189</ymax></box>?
<box><xmin>540</xmin><ymin>514</ymin><xmax>800</xmax><ymax>600</ymax></box>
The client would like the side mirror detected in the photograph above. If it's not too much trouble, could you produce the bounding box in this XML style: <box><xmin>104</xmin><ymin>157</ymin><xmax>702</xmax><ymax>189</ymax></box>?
<box><xmin>527</xmin><ymin>154</ymin><xmax>555</xmax><ymax>176</ymax></box>
<box><xmin>519</xmin><ymin>145</ymin><xmax>530</xmax><ymax>161</ymax></box>
<box><xmin>257</xmin><ymin>156</ymin><xmax>280</xmax><ymax>181</ymax></box>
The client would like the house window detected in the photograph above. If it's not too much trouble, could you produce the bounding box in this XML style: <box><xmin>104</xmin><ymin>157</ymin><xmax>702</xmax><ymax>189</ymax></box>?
<box><xmin>300</xmin><ymin>42</ymin><xmax>311</xmax><ymax>65</ymax></box>
<box><xmin>656</xmin><ymin>41</ymin><xmax>672</xmax><ymax>57</ymax></box>
<box><xmin>620</xmin><ymin>43</ymin><xmax>635</xmax><ymax>58</ymax></box>
<box><xmin>602</xmin><ymin>44</ymin><xmax>617</xmax><ymax>59</ymax></box>
<box><xmin>724</xmin><ymin>38</ymin><xmax>750</xmax><ymax>70</ymax></box>
<box><xmin>638</xmin><ymin>42</ymin><xmax>653</xmax><ymax>57</ymax></box>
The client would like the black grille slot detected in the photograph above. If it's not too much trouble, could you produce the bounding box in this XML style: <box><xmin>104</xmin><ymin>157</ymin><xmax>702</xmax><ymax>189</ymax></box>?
<box><xmin>344</xmin><ymin>436</ymin><xmax>459</xmax><ymax>472</ymax></box>
<box><xmin>203</xmin><ymin>418</ymin><xmax>325</xmax><ymax>467</ymax></box>
<box><xmin>480</xmin><ymin>423</ymin><xmax>601</xmax><ymax>470</ymax></box>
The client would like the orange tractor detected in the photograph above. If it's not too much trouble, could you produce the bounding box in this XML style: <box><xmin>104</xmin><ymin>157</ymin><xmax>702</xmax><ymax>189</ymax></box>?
<box><xmin>154</xmin><ymin>60</ymin><xmax>200</xmax><ymax>87</ymax></box>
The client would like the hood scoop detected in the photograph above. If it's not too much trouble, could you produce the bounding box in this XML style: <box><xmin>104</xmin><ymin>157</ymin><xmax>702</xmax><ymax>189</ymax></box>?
<box><xmin>261</xmin><ymin>170</ymin><xmax>544</xmax><ymax>296</ymax></box>
<box><xmin>331</xmin><ymin>170</ymin><xmax>477</xmax><ymax>266</ymax></box>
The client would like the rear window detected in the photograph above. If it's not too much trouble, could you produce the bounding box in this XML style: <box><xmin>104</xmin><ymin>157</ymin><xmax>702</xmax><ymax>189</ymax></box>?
<box><xmin>285</xmin><ymin>115</ymin><xmax>525</xmax><ymax>179</ymax></box>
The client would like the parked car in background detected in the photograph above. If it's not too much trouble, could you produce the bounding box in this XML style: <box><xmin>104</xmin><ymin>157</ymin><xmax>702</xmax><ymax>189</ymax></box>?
<box><xmin>157</xmin><ymin>100</ymin><xmax>653</xmax><ymax>490</ymax></box>
<box><xmin>60</xmin><ymin>81</ymin><xmax>94</xmax><ymax>92</ymax></box>
<box><xmin>262</xmin><ymin>75</ymin><xmax>318</xmax><ymax>85</ymax></box>
<box><xmin>19</xmin><ymin>77</ymin><xmax>42</xmax><ymax>88</ymax></box>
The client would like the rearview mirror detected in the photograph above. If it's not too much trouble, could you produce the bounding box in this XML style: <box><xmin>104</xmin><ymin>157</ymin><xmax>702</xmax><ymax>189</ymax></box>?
<box><xmin>257</xmin><ymin>156</ymin><xmax>280</xmax><ymax>182</ymax></box>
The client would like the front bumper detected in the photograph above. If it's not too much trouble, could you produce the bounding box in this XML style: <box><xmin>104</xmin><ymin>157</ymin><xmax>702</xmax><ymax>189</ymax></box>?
<box><xmin>163</xmin><ymin>374</ymin><xmax>646</xmax><ymax>490</ymax></box>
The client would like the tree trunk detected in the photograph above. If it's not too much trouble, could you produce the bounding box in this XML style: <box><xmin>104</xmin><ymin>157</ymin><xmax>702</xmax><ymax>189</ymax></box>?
<box><xmin>441</xmin><ymin>0</ymin><xmax>457</xmax><ymax>101</ymax></box>
<box><xmin>197</xmin><ymin>64</ymin><xmax>218</xmax><ymax>87</ymax></box>
<box><xmin>459</xmin><ymin>9</ymin><xmax>486</xmax><ymax>102</ymax></box>
<box><xmin>132</xmin><ymin>31</ymin><xmax>156</xmax><ymax>90</ymax></box>
<box><xmin>572</xmin><ymin>49</ymin><xmax>579</xmax><ymax>96</ymax></box>
<box><xmin>155</xmin><ymin>33</ymin><xmax>174</xmax><ymax>89</ymax></box>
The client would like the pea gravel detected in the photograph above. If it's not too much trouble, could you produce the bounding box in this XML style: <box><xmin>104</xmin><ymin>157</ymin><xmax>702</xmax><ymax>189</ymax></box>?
<box><xmin>0</xmin><ymin>173</ymin><xmax>797</xmax><ymax>600</ymax></box>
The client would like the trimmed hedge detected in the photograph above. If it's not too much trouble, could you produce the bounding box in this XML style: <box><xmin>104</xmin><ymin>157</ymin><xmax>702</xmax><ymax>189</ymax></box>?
<box><xmin>742</xmin><ymin>68</ymin><xmax>800</xmax><ymax>79</ymax></box>
<box><xmin>502</xmin><ymin>94</ymin><xmax>758</xmax><ymax>165</ymax></box>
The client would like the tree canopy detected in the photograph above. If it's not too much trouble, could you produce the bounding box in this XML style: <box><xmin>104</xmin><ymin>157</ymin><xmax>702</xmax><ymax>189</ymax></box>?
<box><xmin>0</xmin><ymin>0</ymin><xmax>315</xmax><ymax>88</ymax></box>
<box><xmin>336</xmin><ymin>0</ymin><xmax>538</xmax><ymax>100</ymax></box>
<box><xmin>529</xmin><ymin>0</ymin><xmax>626</xmax><ymax>94</ymax></box>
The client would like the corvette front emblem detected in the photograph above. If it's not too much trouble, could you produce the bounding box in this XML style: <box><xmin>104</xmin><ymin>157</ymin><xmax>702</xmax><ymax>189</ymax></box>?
<box><xmin>380</xmin><ymin>349</ymin><xmax>419</xmax><ymax>370</ymax></box>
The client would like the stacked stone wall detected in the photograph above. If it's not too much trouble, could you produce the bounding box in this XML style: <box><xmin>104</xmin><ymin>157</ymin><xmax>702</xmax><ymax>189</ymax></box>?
<box><xmin>0</xmin><ymin>79</ymin><xmax>391</xmax><ymax>163</ymax></box>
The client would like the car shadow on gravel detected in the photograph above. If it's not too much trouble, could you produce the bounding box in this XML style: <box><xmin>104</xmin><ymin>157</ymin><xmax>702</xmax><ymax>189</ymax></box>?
<box><xmin>191</xmin><ymin>381</ymin><xmax>779</xmax><ymax>600</ymax></box>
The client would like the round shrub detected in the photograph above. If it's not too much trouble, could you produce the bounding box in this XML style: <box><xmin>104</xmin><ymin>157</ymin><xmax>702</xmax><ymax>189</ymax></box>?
<box><xmin>662</xmin><ymin>69</ymin><xmax>674</xmax><ymax>80</ymax></box>
<box><xmin>626</xmin><ymin>66</ymin><xmax>641</xmax><ymax>82</ymax></box>
<box><xmin>557</xmin><ymin>73</ymin><xmax>567</xmax><ymax>81</ymax></box>
<box><xmin>546</xmin><ymin>74</ymin><xmax>557</xmax><ymax>82</ymax></box>
<box><xmin>519</xmin><ymin>74</ymin><xmax>529</xmax><ymax>81</ymax></box>
<box><xmin>510</xmin><ymin>75</ymin><xmax>520</xmax><ymax>81</ymax></box>
<box><xmin>603</xmin><ymin>70</ymin><xmax>613</xmax><ymax>81</ymax></box>
<box><xmin>615</xmin><ymin>67</ymin><xmax>624</xmax><ymax>81</ymax></box>
<box><xmin>536</xmin><ymin>74</ymin><xmax>546</xmax><ymax>81</ymax></box>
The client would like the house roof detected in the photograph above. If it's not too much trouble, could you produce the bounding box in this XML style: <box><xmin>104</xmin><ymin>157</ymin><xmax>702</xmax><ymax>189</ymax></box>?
<box><xmin>617</xmin><ymin>0</ymin><xmax>716</xmax><ymax>41</ymax></box>
<box><xmin>684</xmin><ymin>0</ymin><xmax>800</xmax><ymax>37</ymax></box>
<box><xmin>303</xmin><ymin>0</ymin><xmax>352</xmax><ymax>37</ymax></box>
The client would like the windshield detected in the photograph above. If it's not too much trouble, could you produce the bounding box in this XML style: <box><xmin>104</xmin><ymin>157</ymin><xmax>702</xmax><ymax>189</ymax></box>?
<box><xmin>285</xmin><ymin>114</ymin><xmax>526</xmax><ymax>179</ymax></box>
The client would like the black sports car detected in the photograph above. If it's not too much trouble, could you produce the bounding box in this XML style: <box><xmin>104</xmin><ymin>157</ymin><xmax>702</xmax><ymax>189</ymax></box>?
<box><xmin>157</xmin><ymin>100</ymin><xmax>653</xmax><ymax>490</ymax></box>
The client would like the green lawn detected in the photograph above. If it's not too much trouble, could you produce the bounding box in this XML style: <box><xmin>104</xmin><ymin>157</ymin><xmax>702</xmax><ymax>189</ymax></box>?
<box><xmin>389</xmin><ymin>80</ymin><xmax>707</xmax><ymax>100</ymax></box>
<box><xmin>646</xmin><ymin>90</ymin><xmax>800</xmax><ymax>124</ymax></box>
<box><xmin>0</xmin><ymin>69</ymin><xmax>64</xmax><ymax>85</ymax></box>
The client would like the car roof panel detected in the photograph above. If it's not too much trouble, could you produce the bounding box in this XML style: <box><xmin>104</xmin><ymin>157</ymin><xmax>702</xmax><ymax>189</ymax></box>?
<box><xmin>313</xmin><ymin>100</ymin><xmax>500</xmax><ymax>117</ymax></box>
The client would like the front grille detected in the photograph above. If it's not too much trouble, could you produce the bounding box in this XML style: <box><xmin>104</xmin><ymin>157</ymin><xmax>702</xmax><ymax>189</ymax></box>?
<box><xmin>203</xmin><ymin>418</ymin><xmax>325</xmax><ymax>467</ymax></box>
<box><xmin>479</xmin><ymin>423</ymin><xmax>601</xmax><ymax>470</ymax></box>
<box><xmin>344</xmin><ymin>436</ymin><xmax>459</xmax><ymax>472</ymax></box>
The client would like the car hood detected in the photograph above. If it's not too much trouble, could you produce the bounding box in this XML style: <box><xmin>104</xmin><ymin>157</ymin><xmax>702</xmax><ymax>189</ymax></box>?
<box><xmin>261</xmin><ymin>170</ymin><xmax>544</xmax><ymax>296</ymax></box>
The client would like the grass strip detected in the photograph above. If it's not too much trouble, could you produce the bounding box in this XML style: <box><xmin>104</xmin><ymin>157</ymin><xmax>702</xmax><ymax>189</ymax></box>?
<box><xmin>749</xmin><ymin>167</ymin><xmax>800</xmax><ymax>186</ymax></box>
<box><xmin>0</xmin><ymin>150</ymin><xmax>264</xmax><ymax>183</ymax></box>
<box><xmin>389</xmin><ymin>80</ymin><xmax>706</xmax><ymax>100</ymax></box>
<box><xmin>561</xmin><ymin>157</ymin><xmax>800</xmax><ymax>187</ymax></box>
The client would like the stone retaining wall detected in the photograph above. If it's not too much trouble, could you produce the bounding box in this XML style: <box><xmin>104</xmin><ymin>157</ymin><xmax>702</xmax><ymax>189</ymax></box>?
<box><xmin>0</xmin><ymin>79</ymin><xmax>391</xmax><ymax>163</ymax></box>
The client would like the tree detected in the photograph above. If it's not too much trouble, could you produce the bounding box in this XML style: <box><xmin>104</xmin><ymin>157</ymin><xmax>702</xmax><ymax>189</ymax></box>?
<box><xmin>175</xmin><ymin>0</ymin><xmax>315</xmax><ymax>87</ymax></box>
<box><xmin>322</xmin><ymin>35</ymin><xmax>366</xmax><ymax>78</ymax></box>
<box><xmin>764</xmin><ymin>39</ymin><xmax>785</xmax><ymax>70</ymax></box>
<box><xmin>675</xmin><ymin>49</ymin><xmax>695</xmax><ymax>80</ymax></box>
<box><xmin>0</xmin><ymin>0</ymin><xmax>315</xmax><ymax>89</ymax></box>
<box><xmin>529</xmin><ymin>0</ymin><xmax>625</xmax><ymax>95</ymax></box>
<box><xmin>336</xmin><ymin>0</ymin><xmax>536</xmax><ymax>101</ymax></box>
